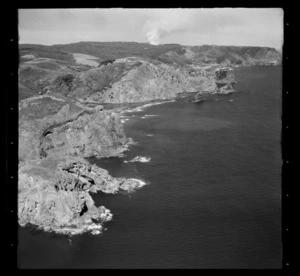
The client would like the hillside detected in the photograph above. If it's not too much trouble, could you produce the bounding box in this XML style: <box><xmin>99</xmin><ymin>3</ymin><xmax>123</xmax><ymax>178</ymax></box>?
<box><xmin>20</xmin><ymin>42</ymin><xmax>282</xmax><ymax>66</ymax></box>
<box><xmin>19</xmin><ymin>50</ymin><xmax>236</xmax><ymax>103</ymax></box>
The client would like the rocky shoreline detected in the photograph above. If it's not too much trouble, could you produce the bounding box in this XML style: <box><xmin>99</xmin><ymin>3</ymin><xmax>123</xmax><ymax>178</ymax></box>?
<box><xmin>18</xmin><ymin>95</ymin><xmax>147</xmax><ymax>235</ymax></box>
<box><xmin>19</xmin><ymin>157</ymin><xmax>145</xmax><ymax>236</ymax></box>
<box><xmin>18</xmin><ymin>45</ymin><xmax>243</xmax><ymax>235</ymax></box>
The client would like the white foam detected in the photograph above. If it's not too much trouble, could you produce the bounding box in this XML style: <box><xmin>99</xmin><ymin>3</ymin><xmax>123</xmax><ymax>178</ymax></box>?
<box><xmin>125</xmin><ymin>156</ymin><xmax>151</xmax><ymax>163</ymax></box>
<box><xmin>91</xmin><ymin>230</ymin><xmax>101</xmax><ymax>235</ymax></box>
<box><xmin>140</xmin><ymin>100</ymin><xmax>175</xmax><ymax>109</ymax></box>
<box><xmin>125</xmin><ymin>107</ymin><xmax>143</xmax><ymax>113</ymax></box>
<box><xmin>87</xmin><ymin>223</ymin><xmax>103</xmax><ymax>235</ymax></box>
<box><xmin>146</xmin><ymin>134</ymin><xmax>153</xmax><ymax>137</ymax></box>
<box><xmin>229</xmin><ymin>100</ymin><xmax>234</xmax><ymax>102</ymax></box>
<box><xmin>123</xmin><ymin>100</ymin><xmax>175</xmax><ymax>114</ymax></box>
<box><xmin>144</xmin><ymin>114</ymin><xmax>159</xmax><ymax>117</ymax></box>
<box><xmin>130</xmin><ymin>178</ymin><xmax>147</xmax><ymax>188</ymax></box>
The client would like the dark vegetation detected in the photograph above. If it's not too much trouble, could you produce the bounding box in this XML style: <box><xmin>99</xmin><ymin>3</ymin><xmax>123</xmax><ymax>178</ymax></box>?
<box><xmin>20</xmin><ymin>44</ymin><xmax>75</xmax><ymax>64</ymax></box>
<box><xmin>34</xmin><ymin>62</ymin><xmax>62</xmax><ymax>70</ymax></box>
<box><xmin>19</xmin><ymin>84</ymin><xmax>36</xmax><ymax>101</ymax></box>
<box><xmin>157</xmin><ymin>54</ymin><xmax>192</xmax><ymax>66</ymax></box>
<box><xmin>83</xmin><ymin>62</ymin><xmax>128</xmax><ymax>94</ymax></box>
<box><xmin>19</xmin><ymin>42</ymin><xmax>281</xmax><ymax>67</ymax></box>
<box><xmin>216</xmin><ymin>83</ymin><xmax>228</xmax><ymax>88</ymax></box>
<box><xmin>215</xmin><ymin>69</ymin><xmax>228</xmax><ymax>80</ymax></box>
<box><xmin>99</xmin><ymin>59</ymin><xmax>115</xmax><ymax>67</ymax></box>
<box><xmin>20</xmin><ymin>42</ymin><xmax>183</xmax><ymax>62</ymax></box>
<box><xmin>54</xmin><ymin>74</ymin><xmax>75</xmax><ymax>90</ymax></box>
<box><xmin>19</xmin><ymin>66</ymin><xmax>52</xmax><ymax>99</ymax></box>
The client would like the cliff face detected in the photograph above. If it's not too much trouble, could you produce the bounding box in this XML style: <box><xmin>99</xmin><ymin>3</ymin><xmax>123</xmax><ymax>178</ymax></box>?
<box><xmin>83</xmin><ymin>59</ymin><xmax>219</xmax><ymax>103</ymax></box>
<box><xmin>19</xmin><ymin>157</ymin><xmax>145</xmax><ymax>235</ymax></box>
<box><xmin>19</xmin><ymin>96</ymin><xmax>128</xmax><ymax>161</ymax></box>
<box><xmin>18</xmin><ymin>96</ymin><xmax>143</xmax><ymax>235</ymax></box>
<box><xmin>19</xmin><ymin>56</ymin><xmax>236</xmax><ymax>104</ymax></box>
<box><xmin>19</xmin><ymin>159</ymin><xmax>113</xmax><ymax>235</ymax></box>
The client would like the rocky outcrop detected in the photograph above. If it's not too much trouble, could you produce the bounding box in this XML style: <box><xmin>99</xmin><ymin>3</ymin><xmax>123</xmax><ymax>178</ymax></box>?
<box><xmin>18</xmin><ymin>161</ymin><xmax>113</xmax><ymax>235</ymax></box>
<box><xmin>77</xmin><ymin>59</ymin><xmax>235</xmax><ymax>103</ymax></box>
<box><xmin>18</xmin><ymin>96</ymin><xmax>144</xmax><ymax>235</ymax></box>
<box><xmin>102</xmin><ymin>61</ymin><xmax>207</xmax><ymax>103</ymax></box>
<box><xmin>56</xmin><ymin>158</ymin><xmax>145</xmax><ymax>194</ymax></box>
<box><xmin>19</xmin><ymin>158</ymin><xmax>144</xmax><ymax>235</ymax></box>
<box><xmin>193</xmin><ymin>68</ymin><xmax>236</xmax><ymax>101</ymax></box>
<box><xmin>214</xmin><ymin>68</ymin><xmax>236</xmax><ymax>94</ymax></box>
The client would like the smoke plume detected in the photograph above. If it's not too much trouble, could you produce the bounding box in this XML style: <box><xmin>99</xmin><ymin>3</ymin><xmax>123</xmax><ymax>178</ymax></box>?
<box><xmin>143</xmin><ymin>10</ymin><xmax>194</xmax><ymax>45</ymax></box>
<box><xmin>145</xmin><ymin>28</ymin><xmax>164</xmax><ymax>45</ymax></box>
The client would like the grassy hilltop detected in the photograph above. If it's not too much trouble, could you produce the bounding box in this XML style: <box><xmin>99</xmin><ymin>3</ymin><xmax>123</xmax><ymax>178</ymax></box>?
<box><xmin>19</xmin><ymin>41</ymin><xmax>282</xmax><ymax>66</ymax></box>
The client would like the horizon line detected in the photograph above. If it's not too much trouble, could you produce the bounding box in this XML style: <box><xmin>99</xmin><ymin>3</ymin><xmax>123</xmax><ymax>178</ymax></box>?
<box><xmin>19</xmin><ymin>41</ymin><xmax>282</xmax><ymax>51</ymax></box>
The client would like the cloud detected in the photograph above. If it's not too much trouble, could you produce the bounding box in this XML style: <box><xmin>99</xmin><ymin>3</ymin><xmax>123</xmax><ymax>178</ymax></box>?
<box><xmin>19</xmin><ymin>9</ymin><xmax>106</xmax><ymax>31</ymax></box>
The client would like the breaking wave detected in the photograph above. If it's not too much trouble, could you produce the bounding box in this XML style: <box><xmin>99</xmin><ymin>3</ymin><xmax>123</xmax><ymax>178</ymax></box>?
<box><xmin>124</xmin><ymin>156</ymin><xmax>151</xmax><ymax>163</ymax></box>
<box><xmin>122</xmin><ymin>100</ymin><xmax>175</xmax><ymax>114</ymax></box>
<box><xmin>130</xmin><ymin>178</ymin><xmax>147</xmax><ymax>188</ymax></box>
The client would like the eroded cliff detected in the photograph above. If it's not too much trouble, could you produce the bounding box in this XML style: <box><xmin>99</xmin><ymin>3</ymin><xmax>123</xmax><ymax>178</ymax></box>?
<box><xmin>19</xmin><ymin>56</ymin><xmax>236</xmax><ymax>103</ymax></box>
<box><xmin>18</xmin><ymin>96</ymin><xmax>143</xmax><ymax>235</ymax></box>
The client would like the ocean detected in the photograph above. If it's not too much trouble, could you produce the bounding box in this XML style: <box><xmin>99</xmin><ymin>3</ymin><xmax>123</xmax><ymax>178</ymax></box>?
<box><xmin>18</xmin><ymin>66</ymin><xmax>282</xmax><ymax>269</ymax></box>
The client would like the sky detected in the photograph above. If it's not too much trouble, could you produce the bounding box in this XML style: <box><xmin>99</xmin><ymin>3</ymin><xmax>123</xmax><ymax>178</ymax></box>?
<box><xmin>19</xmin><ymin>8</ymin><xmax>284</xmax><ymax>50</ymax></box>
